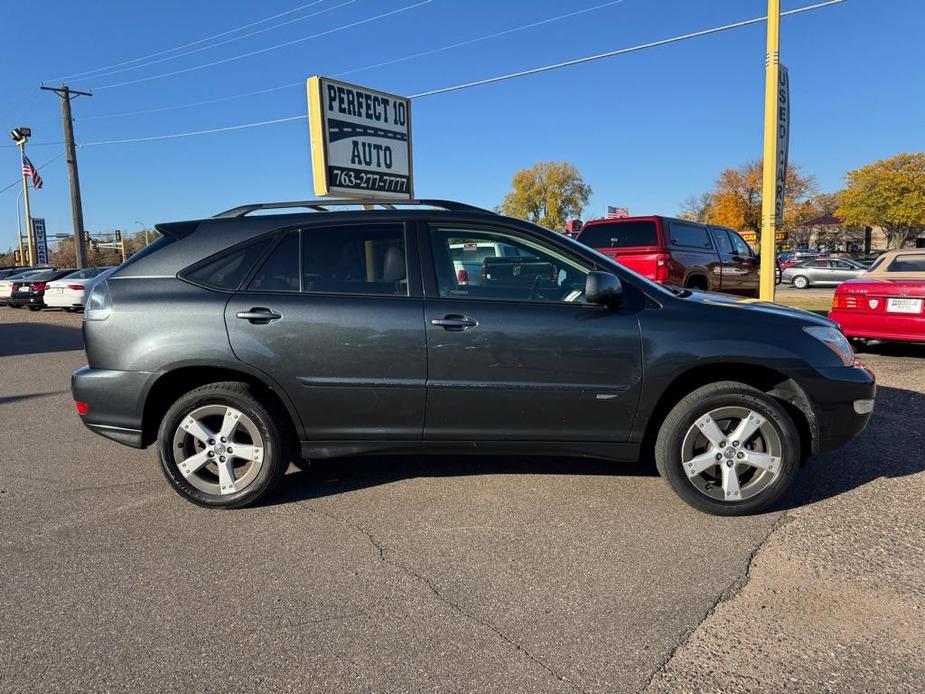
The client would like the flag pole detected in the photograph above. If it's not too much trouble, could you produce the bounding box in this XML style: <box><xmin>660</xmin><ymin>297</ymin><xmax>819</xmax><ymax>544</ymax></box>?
<box><xmin>18</xmin><ymin>143</ymin><xmax>35</xmax><ymax>267</ymax></box>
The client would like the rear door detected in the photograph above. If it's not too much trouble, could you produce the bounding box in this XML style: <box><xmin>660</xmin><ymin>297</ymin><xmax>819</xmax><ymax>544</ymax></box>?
<box><xmin>422</xmin><ymin>222</ymin><xmax>642</xmax><ymax>442</ymax></box>
<box><xmin>666</xmin><ymin>220</ymin><xmax>721</xmax><ymax>289</ymax></box>
<box><xmin>225</xmin><ymin>223</ymin><xmax>427</xmax><ymax>441</ymax></box>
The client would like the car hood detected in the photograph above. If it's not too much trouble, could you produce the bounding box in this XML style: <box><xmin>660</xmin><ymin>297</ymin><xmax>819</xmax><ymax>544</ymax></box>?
<box><xmin>680</xmin><ymin>289</ymin><xmax>835</xmax><ymax>327</ymax></box>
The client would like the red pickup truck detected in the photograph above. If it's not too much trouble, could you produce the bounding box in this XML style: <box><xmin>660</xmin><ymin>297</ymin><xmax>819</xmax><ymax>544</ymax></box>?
<box><xmin>576</xmin><ymin>215</ymin><xmax>760</xmax><ymax>297</ymax></box>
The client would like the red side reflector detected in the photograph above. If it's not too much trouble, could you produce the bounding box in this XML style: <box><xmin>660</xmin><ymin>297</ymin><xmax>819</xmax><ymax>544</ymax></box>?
<box><xmin>75</xmin><ymin>401</ymin><xmax>89</xmax><ymax>416</ymax></box>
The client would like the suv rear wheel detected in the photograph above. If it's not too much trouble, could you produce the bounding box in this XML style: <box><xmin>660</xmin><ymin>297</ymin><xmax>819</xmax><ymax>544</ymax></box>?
<box><xmin>157</xmin><ymin>382</ymin><xmax>290</xmax><ymax>509</ymax></box>
<box><xmin>655</xmin><ymin>381</ymin><xmax>799</xmax><ymax>515</ymax></box>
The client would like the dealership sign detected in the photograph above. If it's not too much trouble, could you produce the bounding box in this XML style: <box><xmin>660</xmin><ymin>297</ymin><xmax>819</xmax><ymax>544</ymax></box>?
<box><xmin>774</xmin><ymin>65</ymin><xmax>790</xmax><ymax>226</ymax></box>
<box><xmin>32</xmin><ymin>218</ymin><xmax>49</xmax><ymax>265</ymax></box>
<box><xmin>307</xmin><ymin>76</ymin><xmax>413</xmax><ymax>199</ymax></box>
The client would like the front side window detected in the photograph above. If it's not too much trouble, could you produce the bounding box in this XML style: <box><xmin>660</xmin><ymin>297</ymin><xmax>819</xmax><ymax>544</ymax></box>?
<box><xmin>669</xmin><ymin>221</ymin><xmax>712</xmax><ymax>249</ymax></box>
<box><xmin>302</xmin><ymin>224</ymin><xmax>407</xmax><ymax>296</ymax></box>
<box><xmin>430</xmin><ymin>226</ymin><xmax>590</xmax><ymax>303</ymax></box>
<box><xmin>710</xmin><ymin>228</ymin><xmax>734</xmax><ymax>254</ymax></box>
<box><xmin>729</xmin><ymin>232</ymin><xmax>752</xmax><ymax>256</ymax></box>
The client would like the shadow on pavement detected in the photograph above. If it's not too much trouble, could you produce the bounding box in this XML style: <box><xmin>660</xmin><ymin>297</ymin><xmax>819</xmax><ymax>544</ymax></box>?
<box><xmin>780</xmin><ymin>384</ymin><xmax>925</xmax><ymax>511</ymax></box>
<box><xmin>0</xmin><ymin>323</ymin><xmax>84</xmax><ymax>357</ymax></box>
<box><xmin>269</xmin><ymin>455</ymin><xmax>657</xmax><ymax>506</ymax></box>
<box><xmin>0</xmin><ymin>391</ymin><xmax>65</xmax><ymax>405</ymax></box>
<box><xmin>854</xmin><ymin>339</ymin><xmax>925</xmax><ymax>359</ymax></box>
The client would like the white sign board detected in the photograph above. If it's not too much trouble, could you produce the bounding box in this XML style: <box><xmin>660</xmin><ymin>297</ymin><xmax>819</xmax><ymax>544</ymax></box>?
<box><xmin>32</xmin><ymin>218</ymin><xmax>49</xmax><ymax>265</ymax></box>
<box><xmin>774</xmin><ymin>65</ymin><xmax>790</xmax><ymax>226</ymax></box>
<box><xmin>307</xmin><ymin>76</ymin><xmax>413</xmax><ymax>199</ymax></box>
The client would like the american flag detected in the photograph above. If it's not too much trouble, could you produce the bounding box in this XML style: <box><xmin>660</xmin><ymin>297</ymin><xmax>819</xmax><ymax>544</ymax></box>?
<box><xmin>22</xmin><ymin>155</ymin><xmax>43</xmax><ymax>189</ymax></box>
<box><xmin>606</xmin><ymin>206</ymin><xmax>629</xmax><ymax>219</ymax></box>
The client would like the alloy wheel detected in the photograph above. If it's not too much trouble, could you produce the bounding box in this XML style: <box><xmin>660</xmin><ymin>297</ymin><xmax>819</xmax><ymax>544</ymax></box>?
<box><xmin>171</xmin><ymin>404</ymin><xmax>265</xmax><ymax>496</ymax></box>
<box><xmin>680</xmin><ymin>406</ymin><xmax>783</xmax><ymax>502</ymax></box>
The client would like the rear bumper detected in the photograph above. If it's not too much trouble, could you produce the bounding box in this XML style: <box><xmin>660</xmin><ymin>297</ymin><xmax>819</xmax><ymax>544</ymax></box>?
<box><xmin>44</xmin><ymin>291</ymin><xmax>84</xmax><ymax>308</ymax></box>
<box><xmin>803</xmin><ymin>364</ymin><xmax>876</xmax><ymax>453</ymax></box>
<box><xmin>9</xmin><ymin>294</ymin><xmax>44</xmax><ymax>307</ymax></box>
<box><xmin>71</xmin><ymin>366</ymin><xmax>160</xmax><ymax>449</ymax></box>
<box><xmin>829</xmin><ymin>309</ymin><xmax>925</xmax><ymax>343</ymax></box>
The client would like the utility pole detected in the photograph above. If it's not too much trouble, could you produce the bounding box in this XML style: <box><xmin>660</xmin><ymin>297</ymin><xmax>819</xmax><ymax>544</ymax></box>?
<box><xmin>41</xmin><ymin>84</ymin><xmax>92</xmax><ymax>270</ymax></box>
<box><xmin>758</xmin><ymin>0</ymin><xmax>788</xmax><ymax>302</ymax></box>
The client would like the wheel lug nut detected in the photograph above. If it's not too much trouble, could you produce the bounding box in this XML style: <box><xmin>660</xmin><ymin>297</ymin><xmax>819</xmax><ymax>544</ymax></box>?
<box><xmin>219</xmin><ymin>456</ymin><xmax>226</xmax><ymax>462</ymax></box>
<box><xmin>719</xmin><ymin>441</ymin><xmax>726</xmax><ymax>447</ymax></box>
<box><xmin>737</xmin><ymin>452</ymin><xmax>745</xmax><ymax>459</ymax></box>
<box><xmin>733</xmin><ymin>441</ymin><xmax>740</xmax><ymax>447</ymax></box>
<box><xmin>220</xmin><ymin>437</ymin><xmax>227</xmax><ymax>443</ymax></box>
<box><xmin>226</xmin><ymin>447</ymin><xmax>233</xmax><ymax>454</ymax></box>
<box><xmin>208</xmin><ymin>439</ymin><xmax>215</xmax><ymax>446</ymax></box>
<box><xmin>715</xmin><ymin>453</ymin><xmax>722</xmax><ymax>460</ymax></box>
<box><xmin>726</xmin><ymin>460</ymin><xmax>734</xmax><ymax>467</ymax></box>
<box><xmin>207</xmin><ymin>451</ymin><xmax>214</xmax><ymax>457</ymax></box>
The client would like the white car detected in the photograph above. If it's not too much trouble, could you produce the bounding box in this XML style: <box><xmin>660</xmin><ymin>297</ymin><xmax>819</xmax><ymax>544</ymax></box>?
<box><xmin>43</xmin><ymin>266</ymin><xmax>115</xmax><ymax>310</ymax></box>
<box><xmin>1</xmin><ymin>269</ymin><xmax>47</xmax><ymax>303</ymax></box>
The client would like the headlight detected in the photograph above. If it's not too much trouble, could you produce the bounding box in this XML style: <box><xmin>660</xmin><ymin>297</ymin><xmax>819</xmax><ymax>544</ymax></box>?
<box><xmin>84</xmin><ymin>280</ymin><xmax>112</xmax><ymax>321</ymax></box>
<box><xmin>803</xmin><ymin>325</ymin><xmax>854</xmax><ymax>366</ymax></box>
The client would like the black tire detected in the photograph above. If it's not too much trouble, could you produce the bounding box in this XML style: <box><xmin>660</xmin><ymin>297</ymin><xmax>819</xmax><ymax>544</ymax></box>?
<box><xmin>157</xmin><ymin>381</ymin><xmax>290</xmax><ymax>509</ymax></box>
<box><xmin>655</xmin><ymin>381</ymin><xmax>800</xmax><ymax>516</ymax></box>
<box><xmin>791</xmin><ymin>275</ymin><xmax>809</xmax><ymax>289</ymax></box>
<box><xmin>27</xmin><ymin>305</ymin><xmax>41</xmax><ymax>311</ymax></box>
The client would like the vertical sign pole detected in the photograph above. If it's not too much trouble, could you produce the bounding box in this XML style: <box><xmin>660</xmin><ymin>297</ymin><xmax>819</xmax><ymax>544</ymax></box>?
<box><xmin>18</xmin><ymin>142</ymin><xmax>36</xmax><ymax>266</ymax></box>
<box><xmin>759</xmin><ymin>0</ymin><xmax>781</xmax><ymax>302</ymax></box>
<box><xmin>16</xmin><ymin>190</ymin><xmax>25</xmax><ymax>266</ymax></box>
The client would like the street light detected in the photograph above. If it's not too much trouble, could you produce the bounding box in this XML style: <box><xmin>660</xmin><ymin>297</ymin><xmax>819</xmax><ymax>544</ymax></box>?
<box><xmin>10</xmin><ymin>126</ymin><xmax>35</xmax><ymax>266</ymax></box>
<box><xmin>134</xmin><ymin>220</ymin><xmax>149</xmax><ymax>246</ymax></box>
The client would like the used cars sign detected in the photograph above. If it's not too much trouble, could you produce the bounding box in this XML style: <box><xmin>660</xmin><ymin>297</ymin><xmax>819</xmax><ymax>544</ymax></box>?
<box><xmin>307</xmin><ymin>76</ymin><xmax>413</xmax><ymax>200</ymax></box>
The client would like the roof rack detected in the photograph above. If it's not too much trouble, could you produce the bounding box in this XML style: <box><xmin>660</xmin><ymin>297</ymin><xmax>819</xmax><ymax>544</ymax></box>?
<box><xmin>213</xmin><ymin>199</ymin><xmax>490</xmax><ymax>219</ymax></box>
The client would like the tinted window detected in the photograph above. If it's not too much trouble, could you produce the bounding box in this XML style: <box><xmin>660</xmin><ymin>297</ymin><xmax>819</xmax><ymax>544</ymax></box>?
<box><xmin>302</xmin><ymin>224</ymin><xmax>407</xmax><ymax>296</ymax></box>
<box><xmin>578</xmin><ymin>221</ymin><xmax>657</xmax><ymax>248</ymax></box>
<box><xmin>63</xmin><ymin>267</ymin><xmax>108</xmax><ymax>280</ymax></box>
<box><xmin>184</xmin><ymin>237</ymin><xmax>273</xmax><ymax>290</ymax></box>
<box><xmin>809</xmin><ymin>260</ymin><xmax>830</xmax><ymax>268</ymax></box>
<box><xmin>833</xmin><ymin>260</ymin><xmax>856</xmax><ymax>269</ymax></box>
<box><xmin>669</xmin><ymin>221</ymin><xmax>712</xmax><ymax>249</ymax></box>
<box><xmin>710</xmin><ymin>228</ymin><xmax>734</xmax><ymax>254</ymax></box>
<box><xmin>729</xmin><ymin>232</ymin><xmax>752</xmax><ymax>256</ymax></box>
<box><xmin>248</xmin><ymin>232</ymin><xmax>300</xmax><ymax>292</ymax></box>
<box><xmin>887</xmin><ymin>255</ymin><xmax>925</xmax><ymax>272</ymax></box>
<box><xmin>430</xmin><ymin>226</ymin><xmax>590</xmax><ymax>303</ymax></box>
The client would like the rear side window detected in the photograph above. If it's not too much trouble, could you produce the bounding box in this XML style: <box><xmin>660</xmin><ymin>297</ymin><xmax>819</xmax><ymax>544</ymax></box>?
<box><xmin>887</xmin><ymin>254</ymin><xmax>925</xmax><ymax>272</ymax></box>
<box><xmin>302</xmin><ymin>224</ymin><xmax>407</xmax><ymax>296</ymax></box>
<box><xmin>248</xmin><ymin>231</ymin><xmax>300</xmax><ymax>291</ymax></box>
<box><xmin>183</xmin><ymin>237</ymin><xmax>273</xmax><ymax>290</ymax></box>
<box><xmin>578</xmin><ymin>221</ymin><xmax>658</xmax><ymax>248</ymax></box>
<box><xmin>668</xmin><ymin>221</ymin><xmax>712</xmax><ymax>249</ymax></box>
<box><xmin>710</xmin><ymin>228</ymin><xmax>734</xmax><ymax>254</ymax></box>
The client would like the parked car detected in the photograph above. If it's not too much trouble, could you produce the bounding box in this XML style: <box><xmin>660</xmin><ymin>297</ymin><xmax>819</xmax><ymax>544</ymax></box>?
<box><xmin>8</xmin><ymin>268</ymin><xmax>77</xmax><ymax>310</ymax></box>
<box><xmin>43</xmin><ymin>266</ymin><xmax>115</xmax><ymax>311</ymax></box>
<box><xmin>0</xmin><ymin>266</ymin><xmax>36</xmax><ymax>280</ymax></box>
<box><xmin>781</xmin><ymin>258</ymin><xmax>868</xmax><ymax>288</ymax></box>
<box><xmin>449</xmin><ymin>241</ymin><xmax>526</xmax><ymax>286</ymax></box>
<box><xmin>829</xmin><ymin>250</ymin><xmax>925</xmax><ymax>343</ymax></box>
<box><xmin>576</xmin><ymin>216</ymin><xmax>760</xmax><ymax>297</ymax></box>
<box><xmin>72</xmin><ymin>199</ymin><xmax>875</xmax><ymax>516</ymax></box>
<box><xmin>1</xmin><ymin>268</ymin><xmax>47</xmax><ymax>305</ymax></box>
<box><xmin>778</xmin><ymin>250</ymin><xmax>820</xmax><ymax>270</ymax></box>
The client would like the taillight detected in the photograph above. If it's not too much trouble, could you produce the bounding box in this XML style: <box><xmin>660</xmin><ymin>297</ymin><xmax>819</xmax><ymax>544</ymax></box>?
<box><xmin>832</xmin><ymin>294</ymin><xmax>859</xmax><ymax>310</ymax></box>
<box><xmin>67</xmin><ymin>284</ymin><xmax>85</xmax><ymax>291</ymax></box>
<box><xmin>655</xmin><ymin>253</ymin><xmax>671</xmax><ymax>283</ymax></box>
<box><xmin>32</xmin><ymin>282</ymin><xmax>47</xmax><ymax>292</ymax></box>
<box><xmin>74</xmin><ymin>401</ymin><xmax>89</xmax><ymax>416</ymax></box>
<box><xmin>11</xmin><ymin>283</ymin><xmax>19</xmax><ymax>291</ymax></box>
<box><xmin>456</xmin><ymin>268</ymin><xmax>469</xmax><ymax>286</ymax></box>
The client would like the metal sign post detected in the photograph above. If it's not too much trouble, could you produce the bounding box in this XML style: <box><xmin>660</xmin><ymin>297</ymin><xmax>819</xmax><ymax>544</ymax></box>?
<box><xmin>307</xmin><ymin>76</ymin><xmax>413</xmax><ymax>200</ymax></box>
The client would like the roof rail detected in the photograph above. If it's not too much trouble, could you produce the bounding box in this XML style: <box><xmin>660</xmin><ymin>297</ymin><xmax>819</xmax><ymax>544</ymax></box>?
<box><xmin>212</xmin><ymin>198</ymin><xmax>490</xmax><ymax>219</ymax></box>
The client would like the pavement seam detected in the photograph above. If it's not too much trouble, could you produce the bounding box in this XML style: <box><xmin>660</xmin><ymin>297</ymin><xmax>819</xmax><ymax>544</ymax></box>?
<box><xmin>309</xmin><ymin>505</ymin><xmax>591</xmax><ymax>694</ymax></box>
<box><xmin>641</xmin><ymin>510</ymin><xmax>792</xmax><ymax>692</ymax></box>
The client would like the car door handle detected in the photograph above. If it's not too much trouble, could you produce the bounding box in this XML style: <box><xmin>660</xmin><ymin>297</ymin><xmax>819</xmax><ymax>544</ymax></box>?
<box><xmin>431</xmin><ymin>315</ymin><xmax>478</xmax><ymax>331</ymax></box>
<box><xmin>236</xmin><ymin>307</ymin><xmax>282</xmax><ymax>324</ymax></box>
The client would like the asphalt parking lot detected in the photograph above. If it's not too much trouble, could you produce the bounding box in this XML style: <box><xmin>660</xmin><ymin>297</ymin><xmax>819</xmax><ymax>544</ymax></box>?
<box><xmin>2</xmin><ymin>308</ymin><xmax>923</xmax><ymax>693</ymax></box>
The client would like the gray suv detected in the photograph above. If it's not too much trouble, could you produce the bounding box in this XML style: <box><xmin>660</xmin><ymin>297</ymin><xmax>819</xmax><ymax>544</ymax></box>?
<box><xmin>72</xmin><ymin>200</ymin><xmax>876</xmax><ymax>515</ymax></box>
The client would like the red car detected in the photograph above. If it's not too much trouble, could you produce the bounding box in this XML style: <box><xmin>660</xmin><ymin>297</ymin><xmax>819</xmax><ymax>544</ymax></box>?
<box><xmin>828</xmin><ymin>250</ymin><xmax>925</xmax><ymax>343</ymax></box>
<box><xmin>576</xmin><ymin>215</ymin><xmax>760</xmax><ymax>297</ymax></box>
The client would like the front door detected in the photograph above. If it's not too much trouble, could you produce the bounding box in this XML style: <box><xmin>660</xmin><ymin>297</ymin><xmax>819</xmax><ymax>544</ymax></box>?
<box><xmin>225</xmin><ymin>223</ymin><xmax>427</xmax><ymax>440</ymax></box>
<box><xmin>422</xmin><ymin>223</ymin><xmax>643</xmax><ymax>442</ymax></box>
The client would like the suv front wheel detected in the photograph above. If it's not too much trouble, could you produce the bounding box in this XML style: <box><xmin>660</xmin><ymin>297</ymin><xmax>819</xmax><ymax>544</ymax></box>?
<box><xmin>157</xmin><ymin>382</ymin><xmax>290</xmax><ymax>509</ymax></box>
<box><xmin>655</xmin><ymin>381</ymin><xmax>800</xmax><ymax>515</ymax></box>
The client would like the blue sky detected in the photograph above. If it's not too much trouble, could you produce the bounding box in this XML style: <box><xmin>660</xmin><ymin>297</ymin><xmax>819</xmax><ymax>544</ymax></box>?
<box><xmin>1</xmin><ymin>0</ymin><xmax>922</xmax><ymax>250</ymax></box>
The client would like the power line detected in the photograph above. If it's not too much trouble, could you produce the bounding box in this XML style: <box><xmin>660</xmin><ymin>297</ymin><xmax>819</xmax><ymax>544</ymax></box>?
<box><xmin>47</xmin><ymin>0</ymin><xmax>328</xmax><ymax>83</ymax></box>
<box><xmin>77</xmin><ymin>0</ymin><xmax>626</xmax><ymax>122</ymax></box>
<box><xmin>409</xmin><ymin>0</ymin><xmax>846</xmax><ymax>98</ymax></box>
<box><xmin>68</xmin><ymin>1</ymin><xmax>354</xmax><ymax>83</ymax></box>
<box><xmin>70</xmin><ymin>0</ymin><xmax>844</xmax><ymax>147</ymax></box>
<box><xmin>0</xmin><ymin>152</ymin><xmax>67</xmax><ymax>195</ymax></box>
<box><xmin>91</xmin><ymin>0</ymin><xmax>434</xmax><ymax>90</ymax></box>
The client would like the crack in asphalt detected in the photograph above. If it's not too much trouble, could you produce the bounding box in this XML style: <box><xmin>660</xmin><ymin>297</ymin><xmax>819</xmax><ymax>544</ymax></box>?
<box><xmin>641</xmin><ymin>510</ymin><xmax>791</xmax><ymax>692</ymax></box>
<box><xmin>310</xmin><ymin>506</ymin><xmax>590</xmax><ymax>694</ymax></box>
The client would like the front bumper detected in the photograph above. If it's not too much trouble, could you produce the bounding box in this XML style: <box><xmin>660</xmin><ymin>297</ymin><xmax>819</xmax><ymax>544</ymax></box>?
<box><xmin>804</xmin><ymin>364</ymin><xmax>876</xmax><ymax>453</ymax></box>
<box><xmin>71</xmin><ymin>366</ymin><xmax>161</xmax><ymax>448</ymax></box>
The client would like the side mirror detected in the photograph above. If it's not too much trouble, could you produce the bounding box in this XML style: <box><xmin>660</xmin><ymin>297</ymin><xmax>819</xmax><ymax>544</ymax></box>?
<box><xmin>585</xmin><ymin>271</ymin><xmax>623</xmax><ymax>308</ymax></box>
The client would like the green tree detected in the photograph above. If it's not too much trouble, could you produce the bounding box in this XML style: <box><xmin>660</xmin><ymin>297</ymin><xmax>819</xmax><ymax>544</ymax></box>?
<box><xmin>498</xmin><ymin>161</ymin><xmax>591</xmax><ymax>231</ymax></box>
<box><xmin>836</xmin><ymin>152</ymin><xmax>925</xmax><ymax>249</ymax></box>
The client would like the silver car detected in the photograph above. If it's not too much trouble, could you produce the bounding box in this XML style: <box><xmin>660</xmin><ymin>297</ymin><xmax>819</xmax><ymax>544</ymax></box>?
<box><xmin>781</xmin><ymin>258</ymin><xmax>867</xmax><ymax>288</ymax></box>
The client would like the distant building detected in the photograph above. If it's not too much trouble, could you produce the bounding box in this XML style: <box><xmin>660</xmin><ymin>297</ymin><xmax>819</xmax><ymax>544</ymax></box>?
<box><xmin>789</xmin><ymin>214</ymin><xmax>888</xmax><ymax>253</ymax></box>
